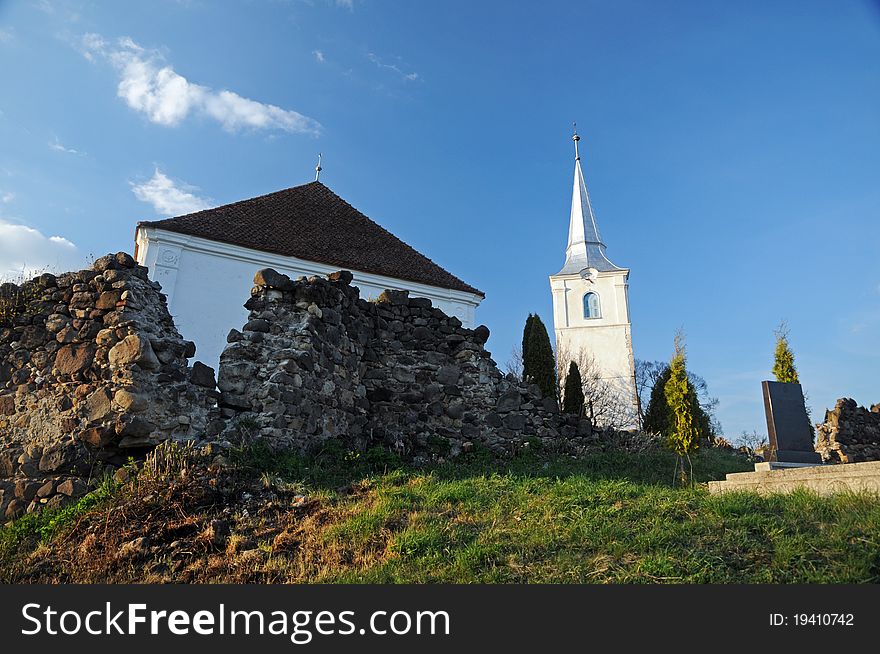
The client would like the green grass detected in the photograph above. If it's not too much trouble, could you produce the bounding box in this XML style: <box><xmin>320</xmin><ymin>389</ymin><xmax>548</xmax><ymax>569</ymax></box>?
<box><xmin>227</xmin><ymin>445</ymin><xmax>880</xmax><ymax>583</ymax></box>
<box><xmin>3</xmin><ymin>446</ymin><xmax>879</xmax><ymax>583</ymax></box>
<box><xmin>0</xmin><ymin>476</ymin><xmax>116</xmax><ymax>563</ymax></box>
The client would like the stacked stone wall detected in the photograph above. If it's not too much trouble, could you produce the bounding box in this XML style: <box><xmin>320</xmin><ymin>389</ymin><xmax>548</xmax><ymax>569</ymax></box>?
<box><xmin>217</xmin><ymin>269</ymin><xmax>592</xmax><ymax>459</ymax></box>
<box><xmin>816</xmin><ymin>398</ymin><xmax>880</xmax><ymax>463</ymax></box>
<box><xmin>0</xmin><ymin>253</ymin><xmax>217</xmax><ymax>519</ymax></box>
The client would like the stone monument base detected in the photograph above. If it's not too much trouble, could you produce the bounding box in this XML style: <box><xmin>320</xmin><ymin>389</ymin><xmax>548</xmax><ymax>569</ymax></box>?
<box><xmin>708</xmin><ymin>460</ymin><xmax>880</xmax><ymax>496</ymax></box>
<box><xmin>754</xmin><ymin>462</ymin><xmax>823</xmax><ymax>471</ymax></box>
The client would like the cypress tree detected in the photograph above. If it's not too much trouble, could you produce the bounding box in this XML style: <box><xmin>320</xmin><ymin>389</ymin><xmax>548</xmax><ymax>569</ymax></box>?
<box><xmin>772</xmin><ymin>322</ymin><xmax>799</xmax><ymax>384</ymax></box>
<box><xmin>643</xmin><ymin>366</ymin><xmax>673</xmax><ymax>436</ymax></box>
<box><xmin>562</xmin><ymin>361</ymin><xmax>585</xmax><ymax>415</ymax></box>
<box><xmin>664</xmin><ymin>332</ymin><xmax>699</xmax><ymax>484</ymax></box>
<box><xmin>522</xmin><ymin>314</ymin><xmax>557</xmax><ymax>400</ymax></box>
<box><xmin>521</xmin><ymin>314</ymin><xmax>536</xmax><ymax>375</ymax></box>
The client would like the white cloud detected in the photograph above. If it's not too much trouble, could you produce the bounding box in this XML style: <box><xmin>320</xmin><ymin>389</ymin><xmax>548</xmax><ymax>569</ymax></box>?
<box><xmin>49</xmin><ymin>137</ymin><xmax>80</xmax><ymax>155</ymax></box>
<box><xmin>0</xmin><ymin>218</ymin><xmax>81</xmax><ymax>278</ymax></box>
<box><xmin>1</xmin><ymin>192</ymin><xmax>13</xmax><ymax>204</ymax></box>
<box><xmin>313</xmin><ymin>49</ymin><xmax>325</xmax><ymax>63</ymax></box>
<box><xmin>367</xmin><ymin>52</ymin><xmax>419</xmax><ymax>82</ymax></box>
<box><xmin>0</xmin><ymin>28</ymin><xmax>14</xmax><ymax>44</ymax></box>
<box><xmin>336</xmin><ymin>0</ymin><xmax>354</xmax><ymax>8</ymax></box>
<box><xmin>81</xmin><ymin>34</ymin><xmax>322</xmax><ymax>135</ymax></box>
<box><xmin>131</xmin><ymin>168</ymin><xmax>212</xmax><ymax>217</ymax></box>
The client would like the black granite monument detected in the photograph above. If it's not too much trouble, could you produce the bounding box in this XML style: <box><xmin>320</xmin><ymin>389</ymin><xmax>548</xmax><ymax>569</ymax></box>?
<box><xmin>761</xmin><ymin>381</ymin><xmax>822</xmax><ymax>464</ymax></box>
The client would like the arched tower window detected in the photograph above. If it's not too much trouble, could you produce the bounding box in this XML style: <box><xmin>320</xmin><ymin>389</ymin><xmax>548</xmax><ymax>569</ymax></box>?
<box><xmin>583</xmin><ymin>292</ymin><xmax>601</xmax><ymax>319</ymax></box>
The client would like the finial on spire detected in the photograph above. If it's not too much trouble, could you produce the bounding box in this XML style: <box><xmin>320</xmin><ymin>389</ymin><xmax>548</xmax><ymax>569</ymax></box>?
<box><xmin>572</xmin><ymin>122</ymin><xmax>581</xmax><ymax>161</ymax></box>
<box><xmin>315</xmin><ymin>153</ymin><xmax>323</xmax><ymax>182</ymax></box>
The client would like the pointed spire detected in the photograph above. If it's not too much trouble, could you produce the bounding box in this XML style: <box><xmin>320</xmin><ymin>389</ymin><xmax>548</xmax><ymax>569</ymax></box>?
<box><xmin>315</xmin><ymin>153</ymin><xmax>323</xmax><ymax>182</ymax></box>
<box><xmin>557</xmin><ymin>127</ymin><xmax>622</xmax><ymax>275</ymax></box>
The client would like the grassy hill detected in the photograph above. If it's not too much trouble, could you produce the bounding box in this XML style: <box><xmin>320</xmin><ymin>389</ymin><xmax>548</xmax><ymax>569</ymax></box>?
<box><xmin>2</xmin><ymin>443</ymin><xmax>879</xmax><ymax>583</ymax></box>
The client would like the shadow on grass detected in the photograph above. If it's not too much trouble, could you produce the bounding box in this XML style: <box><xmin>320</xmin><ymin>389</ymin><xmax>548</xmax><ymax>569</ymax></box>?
<box><xmin>230</xmin><ymin>439</ymin><xmax>753</xmax><ymax>493</ymax></box>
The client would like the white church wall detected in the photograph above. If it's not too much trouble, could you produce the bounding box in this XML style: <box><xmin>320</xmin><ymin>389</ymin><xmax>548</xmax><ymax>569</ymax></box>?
<box><xmin>136</xmin><ymin>227</ymin><xmax>482</xmax><ymax>369</ymax></box>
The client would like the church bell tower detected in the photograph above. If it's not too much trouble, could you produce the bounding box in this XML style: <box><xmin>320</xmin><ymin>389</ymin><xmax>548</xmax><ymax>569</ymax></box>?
<box><xmin>549</xmin><ymin>128</ymin><xmax>638</xmax><ymax>426</ymax></box>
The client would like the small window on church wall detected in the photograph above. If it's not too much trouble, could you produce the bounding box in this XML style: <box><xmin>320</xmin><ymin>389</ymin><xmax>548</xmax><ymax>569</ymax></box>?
<box><xmin>583</xmin><ymin>292</ymin><xmax>600</xmax><ymax>319</ymax></box>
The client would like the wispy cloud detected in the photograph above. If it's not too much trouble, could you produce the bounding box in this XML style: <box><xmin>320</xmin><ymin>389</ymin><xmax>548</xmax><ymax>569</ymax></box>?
<box><xmin>1</xmin><ymin>192</ymin><xmax>13</xmax><ymax>204</ymax></box>
<box><xmin>48</xmin><ymin>136</ymin><xmax>81</xmax><ymax>155</ymax></box>
<box><xmin>367</xmin><ymin>52</ymin><xmax>419</xmax><ymax>81</ymax></box>
<box><xmin>335</xmin><ymin>0</ymin><xmax>355</xmax><ymax>9</ymax></box>
<box><xmin>81</xmin><ymin>34</ymin><xmax>322</xmax><ymax>135</ymax></box>
<box><xmin>313</xmin><ymin>49</ymin><xmax>326</xmax><ymax>63</ymax></box>
<box><xmin>131</xmin><ymin>168</ymin><xmax>212</xmax><ymax>217</ymax></box>
<box><xmin>0</xmin><ymin>28</ymin><xmax>14</xmax><ymax>44</ymax></box>
<box><xmin>0</xmin><ymin>218</ymin><xmax>81</xmax><ymax>278</ymax></box>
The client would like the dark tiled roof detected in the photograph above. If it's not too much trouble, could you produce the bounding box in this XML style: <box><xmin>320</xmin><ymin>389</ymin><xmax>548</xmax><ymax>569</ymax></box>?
<box><xmin>138</xmin><ymin>181</ymin><xmax>483</xmax><ymax>296</ymax></box>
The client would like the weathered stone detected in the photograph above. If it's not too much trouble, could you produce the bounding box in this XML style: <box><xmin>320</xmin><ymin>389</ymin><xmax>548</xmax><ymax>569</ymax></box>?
<box><xmin>79</xmin><ymin>426</ymin><xmax>116</xmax><ymax>448</ymax></box>
<box><xmin>115</xmin><ymin>252</ymin><xmax>136</xmax><ymax>268</ymax></box>
<box><xmin>254</xmin><ymin>268</ymin><xmax>295</xmax><ymax>291</ymax></box>
<box><xmin>55</xmin><ymin>342</ymin><xmax>96</xmax><ymax>375</ymax></box>
<box><xmin>446</xmin><ymin>402</ymin><xmax>465</xmax><ymax>420</ymax></box>
<box><xmin>36</xmin><ymin>481</ymin><xmax>56</xmax><ymax>498</ymax></box>
<box><xmin>14</xmin><ymin>480</ymin><xmax>39</xmax><ymax>503</ymax></box>
<box><xmin>327</xmin><ymin>270</ymin><xmax>354</xmax><ymax>285</ymax></box>
<box><xmin>84</xmin><ymin>388</ymin><xmax>113</xmax><ymax>422</ymax></box>
<box><xmin>503</xmin><ymin>414</ymin><xmax>527</xmax><ymax>431</ymax></box>
<box><xmin>5</xmin><ymin>499</ymin><xmax>24</xmax><ymax>520</ymax></box>
<box><xmin>244</xmin><ymin>318</ymin><xmax>271</xmax><ymax>333</ymax></box>
<box><xmin>412</xmin><ymin>326</ymin><xmax>432</xmax><ymax>341</ymax></box>
<box><xmin>190</xmin><ymin>361</ymin><xmax>216</xmax><ymax>388</ymax></box>
<box><xmin>437</xmin><ymin>365</ymin><xmax>460</xmax><ymax>386</ymax></box>
<box><xmin>56</xmin><ymin>478</ymin><xmax>87</xmax><ymax>498</ymax></box>
<box><xmin>113</xmin><ymin>389</ymin><xmax>148</xmax><ymax>413</ymax></box>
<box><xmin>116</xmin><ymin>415</ymin><xmax>156</xmax><ymax>440</ymax></box>
<box><xmin>39</xmin><ymin>445</ymin><xmax>75</xmax><ymax>473</ymax></box>
<box><xmin>377</xmin><ymin>289</ymin><xmax>409</xmax><ymax>305</ymax></box>
<box><xmin>95</xmin><ymin>290</ymin><xmax>122</xmax><ymax>310</ymax></box>
<box><xmin>408</xmin><ymin>297</ymin><xmax>432</xmax><ymax>309</ymax></box>
<box><xmin>0</xmin><ymin>394</ymin><xmax>14</xmax><ymax>416</ymax></box>
<box><xmin>392</xmin><ymin>367</ymin><xmax>416</xmax><ymax>383</ymax></box>
<box><xmin>108</xmin><ymin>334</ymin><xmax>160</xmax><ymax>370</ymax></box>
<box><xmin>473</xmin><ymin>325</ymin><xmax>490</xmax><ymax>344</ymax></box>
<box><xmin>496</xmin><ymin>390</ymin><xmax>521</xmax><ymax>413</ymax></box>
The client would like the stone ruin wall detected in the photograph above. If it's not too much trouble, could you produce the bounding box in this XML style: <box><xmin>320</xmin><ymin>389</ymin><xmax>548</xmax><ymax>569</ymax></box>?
<box><xmin>0</xmin><ymin>253</ymin><xmax>217</xmax><ymax>520</ymax></box>
<box><xmin>816</xmin><ymin>398</ymin><xmax>880</xmax><ymax>464</ymax></box>
<box><xmin>216</xmin><ymin>268</ymin><xmax>592</xmax><ymax>459</ymax></box>
<box><xmin>0</xmin><ymin>257</ymin><xmax>594</xmax><ymax>520</ymax></box>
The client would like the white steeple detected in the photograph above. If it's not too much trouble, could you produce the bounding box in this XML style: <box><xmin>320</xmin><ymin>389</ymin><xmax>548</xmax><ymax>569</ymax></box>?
<box><xmin>549</xmin><ymin>125</ymin><xmax>638</xmax><ymax>428</ymax></box>
<box><xmin>558</xmin><ymin>127</ymin><xmax>621</xmax><ymax>275</ymax></box>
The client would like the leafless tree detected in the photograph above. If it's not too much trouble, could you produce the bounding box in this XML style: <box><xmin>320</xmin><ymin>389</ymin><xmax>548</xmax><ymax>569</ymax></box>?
<box><xmin>556</xmin><ymin>342</ymin><xmax>639</xmax><ymax>431</ymax></box>
<box><xmin>504</xmin><ymin>345</ymin><xmax>523</xmax><ymax>378</ymax></box>
<box><xmin>737</xmin><ymin>429</ymin><xmax>769</xmax><ymax>455</ymax></box>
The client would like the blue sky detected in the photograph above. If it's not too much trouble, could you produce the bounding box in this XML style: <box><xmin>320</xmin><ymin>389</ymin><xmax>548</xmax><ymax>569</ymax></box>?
<box><xmin>1</xmin><ymin>0</ymin><xmax>878</xmax><ymax>439</ymax></box>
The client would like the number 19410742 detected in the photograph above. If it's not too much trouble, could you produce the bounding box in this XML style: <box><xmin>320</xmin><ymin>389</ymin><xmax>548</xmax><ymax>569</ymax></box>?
<box><xmin>770</xmin><ymin>613</ymin><xmax>854</xmax><ymax>627</ymax></box>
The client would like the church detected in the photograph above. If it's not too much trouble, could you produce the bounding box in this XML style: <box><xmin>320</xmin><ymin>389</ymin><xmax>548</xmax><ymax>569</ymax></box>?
<box><xmin>135</xmin><ymin>174</ymin><xmax>484</xmax><ymax>368</ymax></box>
<box><xmin>549</xmin><ymin>131</ymin><xmax>639</xmax><ymax>424</ymax></box>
